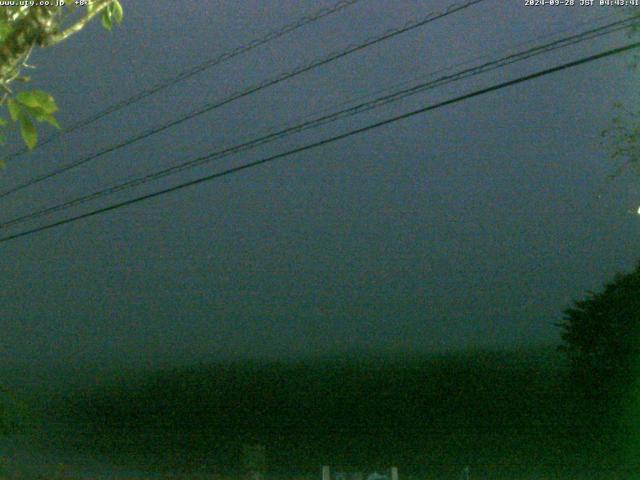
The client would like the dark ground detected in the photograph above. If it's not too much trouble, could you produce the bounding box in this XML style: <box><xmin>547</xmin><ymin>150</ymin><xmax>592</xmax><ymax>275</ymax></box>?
<box><xmin>1</xmin><ymin>347</ymin><xmax>637</xmax><ymax>479</ymax></box>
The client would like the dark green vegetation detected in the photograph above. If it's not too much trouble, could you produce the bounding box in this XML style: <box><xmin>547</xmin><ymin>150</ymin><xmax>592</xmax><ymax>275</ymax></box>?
<box><xmin>558</xmin><ymin>260</ymin><xmax>640</xmax><ymax>468</ymax></box>
<box><xmin>559</xmin><ymin>261</ymin><xmax>640</xmax><ymax>403</ymax></box>
<box><xmin>19</xmin><ymin>347</ymin><xmax>632</xmax><ymax>479</ymax></box>
<box><xmin>0</xmin><ymin>386</ymin><xmax>31</xmax><ymax>435</ymax></box>
<box><xmin>0</xmin><ymin>2</ymin><xmax>123</xmax><ymax>152</ymax></box>
<box><xmin>4</xmin><ymin>263</ymin><xmax>634</xmax><ymax>478</ymax></box>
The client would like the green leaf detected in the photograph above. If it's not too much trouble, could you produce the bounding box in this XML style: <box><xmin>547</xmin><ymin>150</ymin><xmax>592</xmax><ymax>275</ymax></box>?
<box><xmin>16</xmin><ymin>90</ymin><xmax>58</xmax><ymax>113</ymax></box>
<box><xmin>0</xmin><ymin>24</ymin><xmax>11</xmax><ymax>43</ymax></box>
<box><xmin>41</xmin><ymin>113</ymin><xmax>60</xmax><ymax>130</ymax></box>
<box><xmin>111</xmin><ymin>0</ymin><xmax>123</xmax><ymax>24</ymax></box>
<box><xmin>0</xmin><ymin>117</ymin><xmax>7</xmax><ymax>127</ymax></box>
<box><xmin>18</xmin><ymin>112</ymin><xmax>36</xmax><ymax>150</ymax></box>
<box><xmin>101</xmin><ymin>9</ymin><xmax>112</xmax><ymax>31</ymax></box>
<box><xmin>24</xmin><ymin>105</ymin><xmax>60</xmax><ymax>128</ymax></box>
<box><xmin>23</xmin><ymin>105</ymin><xmax>47</xmax><ymax>120</ymax></box>
<box><xmin>7</xmin><ymin>99</ymin><xmax>21</xmax><ymax>122</ymax></box>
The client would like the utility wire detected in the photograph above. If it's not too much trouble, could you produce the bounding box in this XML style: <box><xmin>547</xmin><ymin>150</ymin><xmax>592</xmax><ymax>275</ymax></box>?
<box><xmin>0</xmin><ymin>40</ymin><xmax>638</xmax><ymax>245</ymax></box>
<box><xmin>0</xmin><ymin>0</ymin><xmax>487</xmax><ymax>200</ymax></box>
<box><xmin>1</xmin><ymin>16</ymin><xmax>635</xmax><ymax>230</ymax></box>
<box><xmin>293</xmin><ymin>9</ymin><xmax>623</xmax><ymax>123</ymax></box>
<box><xmin>2</xmin><ymin>0</ymin><xmax>363</xmax><ymax>161</ymax></box>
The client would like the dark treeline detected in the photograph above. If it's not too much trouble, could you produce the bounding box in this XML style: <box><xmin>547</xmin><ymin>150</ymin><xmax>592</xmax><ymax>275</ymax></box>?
<box><xmin>31</xmin><ymin>348</ymin><xmax>631</xmax><ymax>477</ymax></box>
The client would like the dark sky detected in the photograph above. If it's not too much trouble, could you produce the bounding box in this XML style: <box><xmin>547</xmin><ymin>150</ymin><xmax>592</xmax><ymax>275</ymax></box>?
<box><xmin>0</xmin><ymin>0</ymin><xmax>639</xmax><ymax>372</ymax></box>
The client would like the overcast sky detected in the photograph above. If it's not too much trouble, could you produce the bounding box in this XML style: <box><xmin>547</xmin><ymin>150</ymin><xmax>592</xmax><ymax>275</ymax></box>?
<box><xmin>0</xmin><ymin>0</ymin><xmax>639</xmax><ymax>373</ymax></box>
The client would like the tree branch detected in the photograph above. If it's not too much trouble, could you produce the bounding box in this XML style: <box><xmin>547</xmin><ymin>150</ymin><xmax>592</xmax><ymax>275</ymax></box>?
<box><xmin>0</xmin><ymin>7</ymin><xmax>57</xmax><ymax>86</ymax></box>
<box><xmin>43</xmin><ymin>0</ymin><xmax>113</xmax><ymax>46</ymax></box>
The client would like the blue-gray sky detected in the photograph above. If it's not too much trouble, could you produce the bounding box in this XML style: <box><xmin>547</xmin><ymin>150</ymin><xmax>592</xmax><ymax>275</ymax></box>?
<box><xmin>0</xmin><ymin>0</ymin><xmax>639</xmax><ymax>372</ymax></box>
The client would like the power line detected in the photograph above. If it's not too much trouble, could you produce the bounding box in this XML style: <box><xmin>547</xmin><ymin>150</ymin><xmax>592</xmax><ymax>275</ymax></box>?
<box><xmin>0</xmin><ymin>0</ymin><xmax>487</xmax><ymax>200</ymax></box>
<box><xmin>1</xmin><ymin>0</ymin><xmax>363</xmax><ymax>161</ymax></box>
<box><xmin>1</xmin><ymin>16</ymin><xmax>635</xmax><ymax>230</ymax></box>
<box><xmin>258</xmin><ymin>9</ymin><xmax>623</xmax><ymax>133</ymax></box>
<box><xmin>0</xmin><ymin>40</ymin><xmax>637</xmax><ymax>245</ymax></box>
<box><xmin>305</xmin><ymin>9</ymin><xmax>624</xmax><ymax>118</ymax></box>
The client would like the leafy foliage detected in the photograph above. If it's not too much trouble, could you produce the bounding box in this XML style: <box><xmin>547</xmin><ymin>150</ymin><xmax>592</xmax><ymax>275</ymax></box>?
<box><xmin>101</xmin><ymin>0</ymin><xmax>124</xmax><ymax>31</ymax></box>
<box><xmin>558</xmin><ymin>262</ymin><xmax>640</xmax><ymax>402</ymax></box>
<box><xmin>600</xmin><ymin>9</ymin><xmax>640</xmax><ymax>182</ymax></box>
<box><xmin>6</xmin><ymin>90</ymin><xmax>60</xmax><ymax>150</ymax></box>
<box><xmin>0</xmin><ymin>1</ymin><xmax>123</xmax><ymax>154</ymax></box>
<box><xmin>601</xmin><ymin>103</ymin><xmax>640</xmax><ymax>180</ymax></box>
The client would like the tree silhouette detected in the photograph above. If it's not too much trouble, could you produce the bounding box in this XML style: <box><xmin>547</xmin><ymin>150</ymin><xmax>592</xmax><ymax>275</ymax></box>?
<box><xmin>558</xmin><ymin>261</ymin><xmax>640</xmax><ymax>412</ymax></box>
